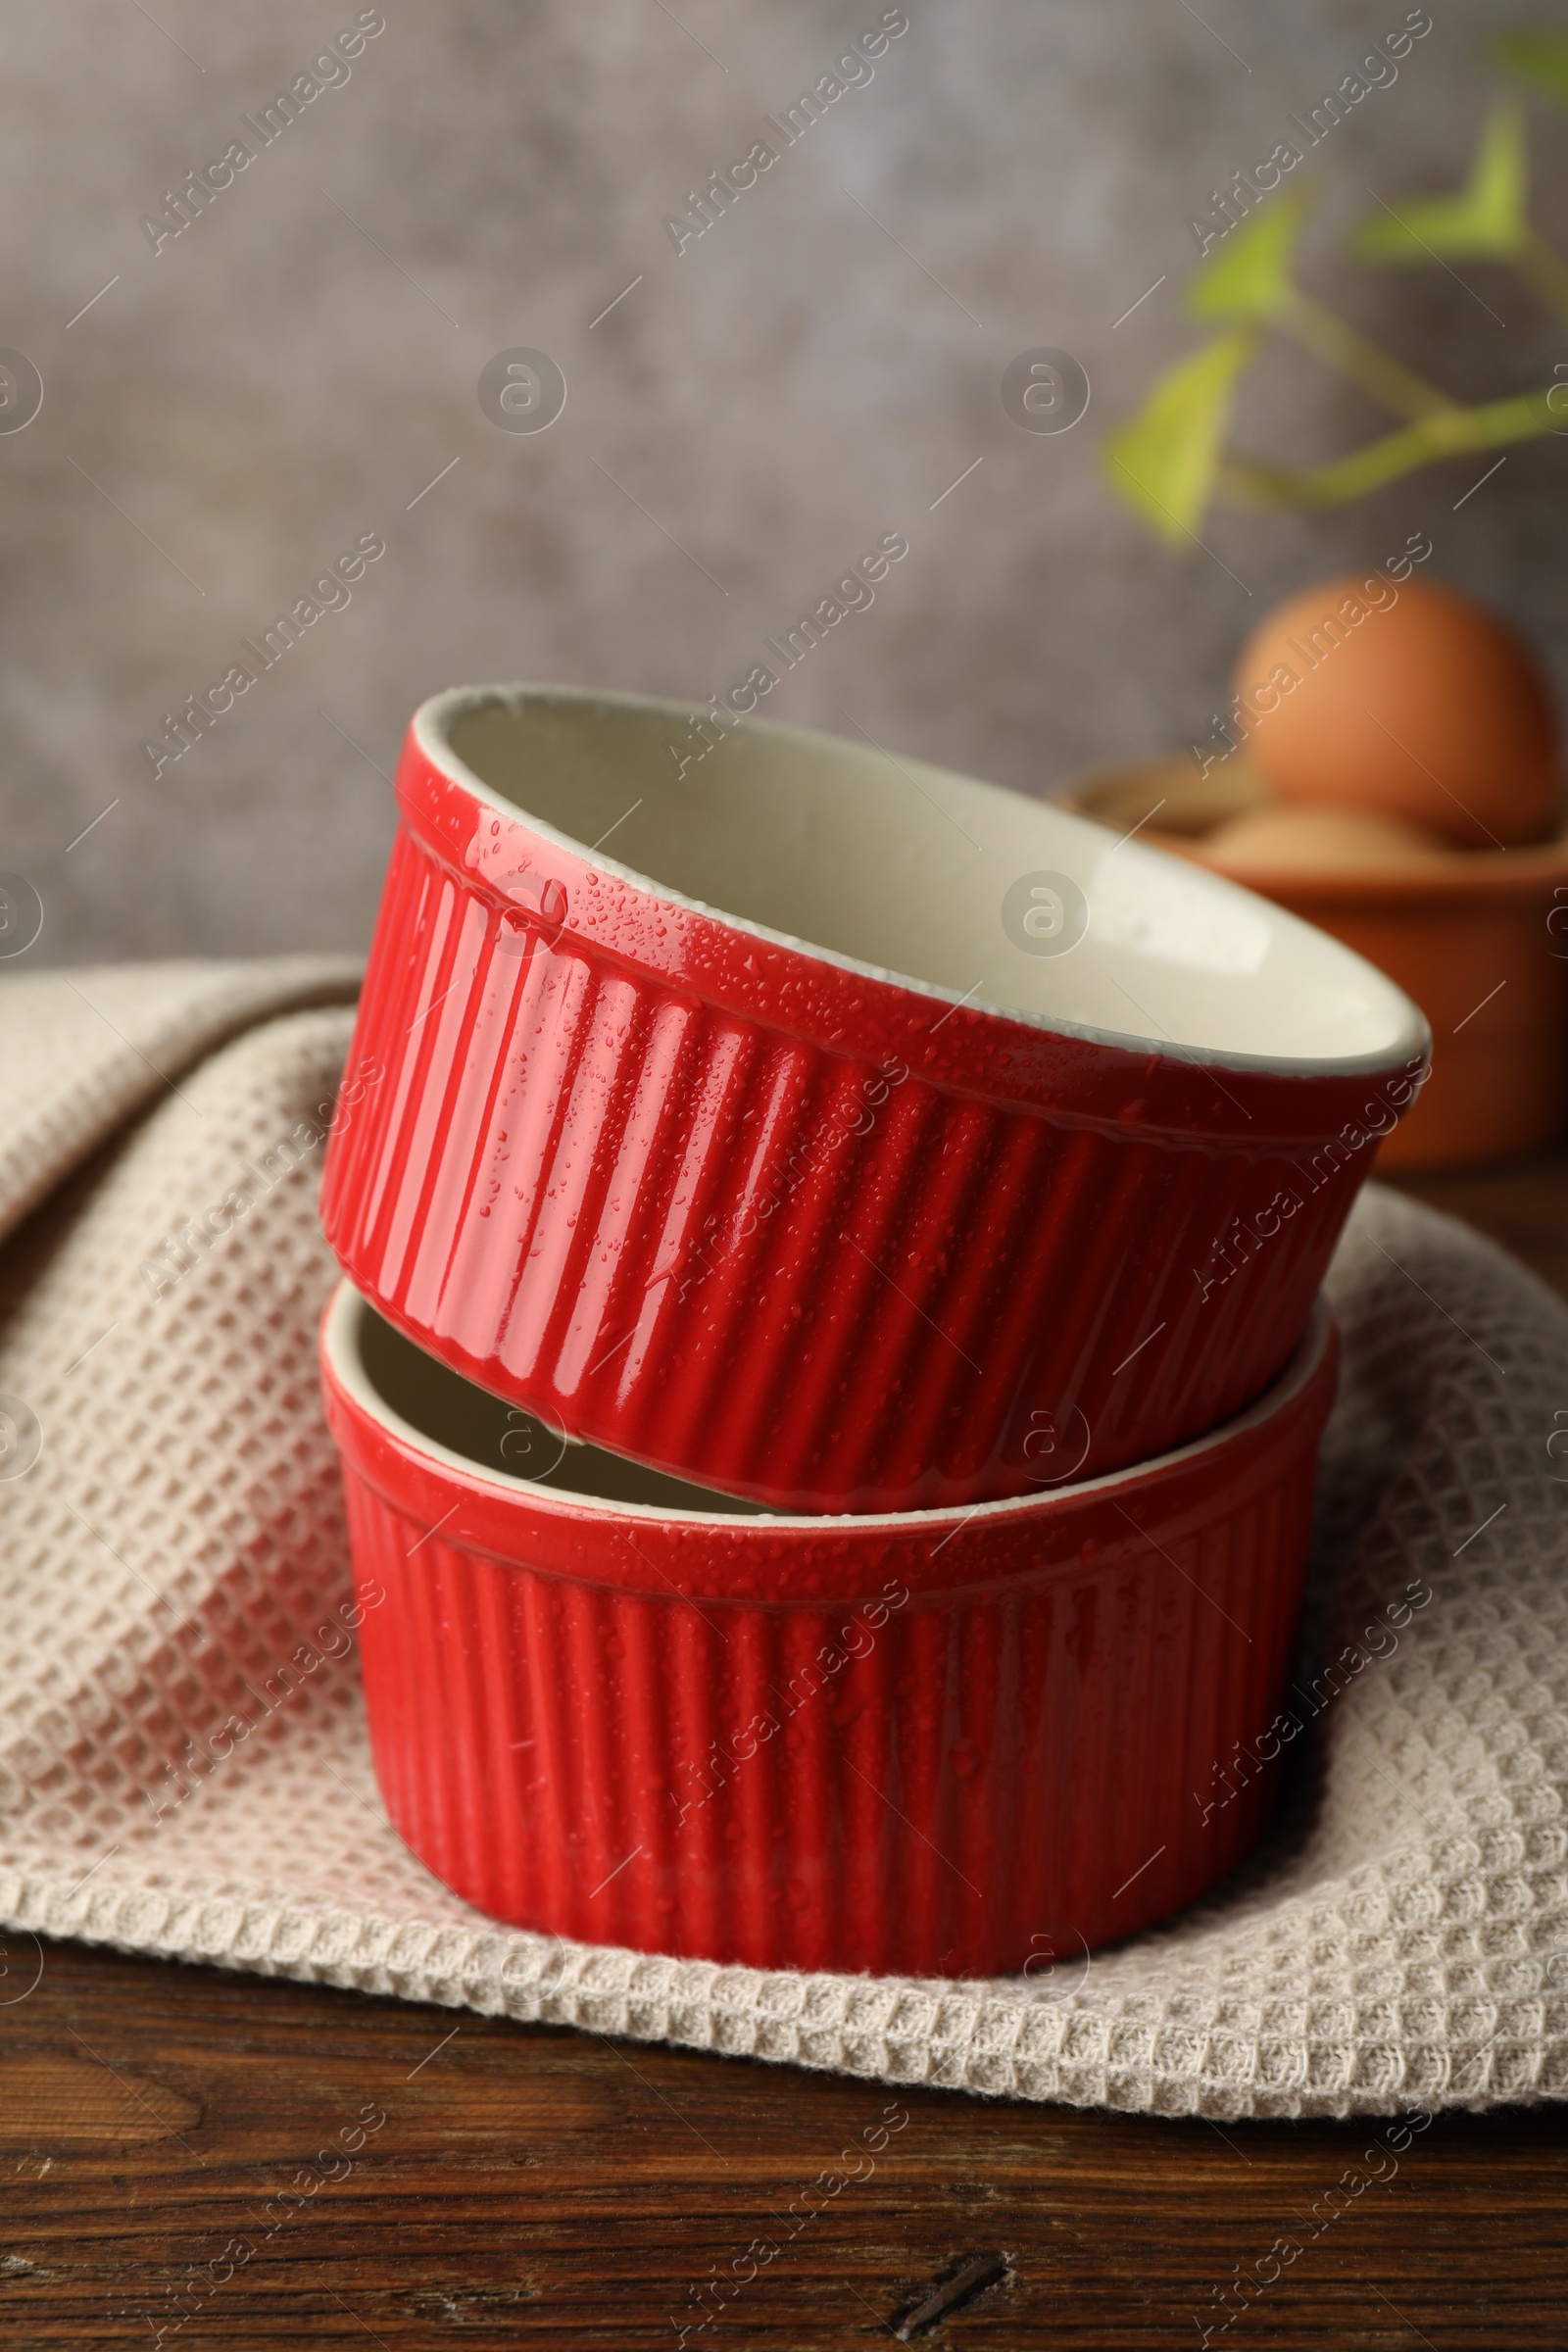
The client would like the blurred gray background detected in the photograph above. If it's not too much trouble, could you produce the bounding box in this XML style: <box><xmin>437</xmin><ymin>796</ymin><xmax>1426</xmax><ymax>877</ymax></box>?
<box><xmin>4</xmin><ymin>0</ymin><xmax>1564</xmax><ymax>965</ymax></box>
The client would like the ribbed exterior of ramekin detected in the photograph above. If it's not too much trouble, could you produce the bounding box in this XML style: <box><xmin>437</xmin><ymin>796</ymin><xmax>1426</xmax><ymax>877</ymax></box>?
<box><xmin>324</xmin><ymin>1296</ymin><xmax>1338</xmax><ymax>1977</ymax></box>
<box><xmin>336</xmin><ymin>1417</ymin><xmax>1321</xmax><ymax>1975</ymax></box>
<box><xmin>321</xmin><ymin>816</ymin><xmax>1371</xmax><ymax>1510</ymax></box>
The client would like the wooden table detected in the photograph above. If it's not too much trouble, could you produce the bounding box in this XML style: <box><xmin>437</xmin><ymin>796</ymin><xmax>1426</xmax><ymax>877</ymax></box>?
<box><xmin>4</xmin><ymin>1163</ymin><xmax>1565</xmax><ymax>2349</ymax></box>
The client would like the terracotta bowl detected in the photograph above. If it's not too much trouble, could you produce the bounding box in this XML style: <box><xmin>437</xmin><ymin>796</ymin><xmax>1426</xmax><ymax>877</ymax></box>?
<box><xmin>1064</xmin><ymin>756</ymin><xmax>1568</xmax><ymax>1170</ymax></box>
<box><xmin>321</xmin><ymin>1277</ymin><xmax>1339</xmax><ymax>1978</ymax></box>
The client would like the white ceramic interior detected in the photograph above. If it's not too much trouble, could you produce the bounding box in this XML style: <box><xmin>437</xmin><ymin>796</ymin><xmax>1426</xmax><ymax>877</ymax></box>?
<box><xmin>328</xmin><ymin>1283</ymin><xmax>1334</xmax><ymax>1531</ymax></box>
<box><xmin>418</xmin><ymin>686</ymin><xmax>1426</xmax><ymax>1076</ymax></box>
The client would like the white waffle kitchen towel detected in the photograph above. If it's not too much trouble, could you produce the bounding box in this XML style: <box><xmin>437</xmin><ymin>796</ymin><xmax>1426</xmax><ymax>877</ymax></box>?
<box><xmin>0</xmin><ymin>957</ymin><xmax>1563</xmax><ymax>2121</ymax></box>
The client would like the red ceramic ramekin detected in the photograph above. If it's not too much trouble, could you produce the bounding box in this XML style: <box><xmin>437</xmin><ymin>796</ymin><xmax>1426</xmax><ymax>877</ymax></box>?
<box><xmin>319</xmin><ymin>684</ymin><xmax>1421</xmax><ymax>1511</ymax></box>
<box><xmin>322</xmin><ymin>1277</ymin><xmax>1340</xmax><ymax>1978</ymax></box>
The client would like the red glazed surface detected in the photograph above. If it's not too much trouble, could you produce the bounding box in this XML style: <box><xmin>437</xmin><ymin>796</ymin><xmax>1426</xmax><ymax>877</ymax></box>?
<box><xmin>322</xmin><ymin>1279</ymin><xmax>1339</xmax><ymax>1979</ymax></box>
<box><xmin>318</xmin><ymin>684</ymin><xmax>1421</xmax><ymax>1510</ymax></box>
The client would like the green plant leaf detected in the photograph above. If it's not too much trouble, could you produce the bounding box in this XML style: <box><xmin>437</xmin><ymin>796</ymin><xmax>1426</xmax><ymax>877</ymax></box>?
<box><xmin>1102</xmin><ymin>329</ymin><xmax>1257</xmax><ymax>543</ymax></box>
<box><xmin>1351</xmin><ymin>102</ymin><xmax>1528</xmax><ymax>262</ymax></box>
<box><xmin>1188</xmin><ymin>189</ymin><xmax>1312</xmax><ymax>322</ymax></box>
<box><xmin>1493</xmin><ymin>29</ymin><xmax>1568</xmax><ymax>105</ymax></box>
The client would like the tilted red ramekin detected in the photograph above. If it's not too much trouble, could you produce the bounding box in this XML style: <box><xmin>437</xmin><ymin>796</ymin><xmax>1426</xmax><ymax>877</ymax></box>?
<box><xmin>319</xmin><ymin>685</ymin><xmax>1422</xmax><ymax>1511</ymax></box>
<box><xmin>322</xmin><ymin>1278</ymin><xmax>1339</xmax><ymax>1978</ymax></box>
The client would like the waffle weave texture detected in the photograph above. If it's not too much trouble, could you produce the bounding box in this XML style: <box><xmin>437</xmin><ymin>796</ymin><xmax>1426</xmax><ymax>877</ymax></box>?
<box><xmin>0</xmin><ymin>957</ymin><xmax>1563</xmax><ymax>2121</ymax></box>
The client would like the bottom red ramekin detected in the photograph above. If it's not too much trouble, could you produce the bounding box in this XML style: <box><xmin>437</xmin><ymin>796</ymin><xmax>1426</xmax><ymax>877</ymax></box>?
<box><xmin>321</xmin><ymin>1281</ymin><xmax>1338</xmax><ymax>1979</ymax></box>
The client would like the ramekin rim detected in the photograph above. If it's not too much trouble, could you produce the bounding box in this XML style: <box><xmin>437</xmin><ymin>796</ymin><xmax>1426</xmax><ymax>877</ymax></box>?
<box><xmin>407</xmin><ymin>682</ymin><xmax>1429</xmax><ymax>1085</ymax></box>
<box><xmin>322</xmin><ymin>1276</ymin><xmax>1335</xmax><ymax>1536</ymax></box>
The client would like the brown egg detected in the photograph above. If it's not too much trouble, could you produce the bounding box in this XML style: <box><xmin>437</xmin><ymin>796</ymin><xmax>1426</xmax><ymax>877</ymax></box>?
<box><xmin>1231</xmin><ymin>573</ymin><xmax>1561</xmax><ymax>849</ymax></box>
<box><xmin>1202</xmin><ymin>803</ymin><xmax>1454</xmax><ymax>878</ymax></box>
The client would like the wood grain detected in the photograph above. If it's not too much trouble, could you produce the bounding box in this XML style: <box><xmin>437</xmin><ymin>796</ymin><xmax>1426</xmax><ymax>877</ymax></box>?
<box><xmin>1</xmin><ymin>1935</ymin><xmax>1564</xmax><ymax>2349</ymax></box>
<box><xmin>2</xmin><ymin>1160</ymin><xmax>1564</xmax><ymax>2349</ymax></box>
